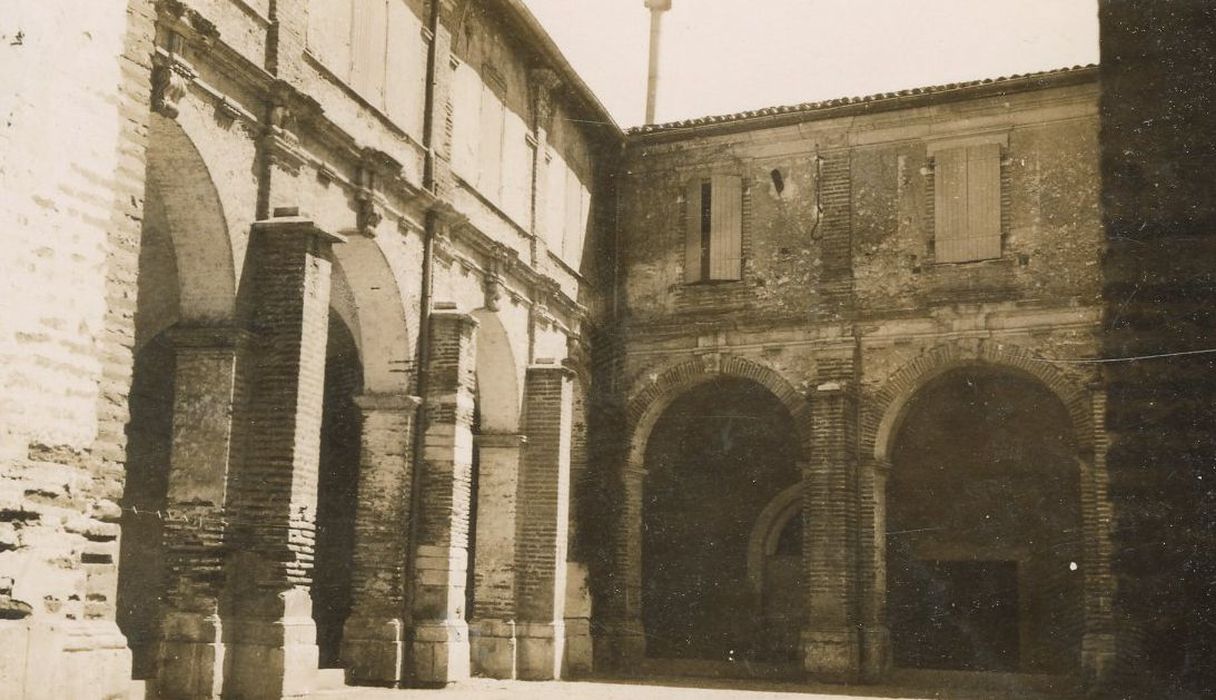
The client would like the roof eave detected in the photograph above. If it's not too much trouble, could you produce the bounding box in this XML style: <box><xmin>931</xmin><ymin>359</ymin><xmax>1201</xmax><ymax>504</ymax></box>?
<box><xmin>626</xmin><ymin>64</ymin><xmax>1100</xmax><ymax>146</ymax></box>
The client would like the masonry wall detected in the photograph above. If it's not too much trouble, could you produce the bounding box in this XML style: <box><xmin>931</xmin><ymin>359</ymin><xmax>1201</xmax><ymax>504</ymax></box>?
<box><xmin>1099</xmin><ymin>1</ymin><xmax>1216</xmax><ymax>695</ymax></box>
<box><xmin>0</xmin><ymin>1</ymin><xmax>156</xmax><ymax>697</ymax></box>
<box><xmin>0</xmin><ymin>0</ymin><xmax>622</xmax><ymax>694</ymax></box>
<box><xmin>608</xmin><ymin>71</ymin><xmax>1110</xmax><ymax>682</ymax></box>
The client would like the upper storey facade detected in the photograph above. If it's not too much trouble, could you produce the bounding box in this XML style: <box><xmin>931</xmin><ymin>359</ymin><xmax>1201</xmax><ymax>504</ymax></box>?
<box><xmin>616</xmin><ymin>66</ymin><xmax>1101</xmax><ymax>334</ymax></box>
<box><xmin>148</xmin><ymin>0</ymin><xmax>621</xmax><ymax>355</ymax></box>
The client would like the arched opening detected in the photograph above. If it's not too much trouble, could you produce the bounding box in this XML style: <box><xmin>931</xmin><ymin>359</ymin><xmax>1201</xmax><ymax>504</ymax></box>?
<box><xmin>313</xmin><ymin>313</ymin><xmax>364</xmax><ymax>668</ymax></box>
<box><xmin>465</xmin><ymin>309</ymin><xmax>521</xmax><ymax>629</ymax></box>
<box><xmin>746</xmin><ymin>484</ymin><xmax>805</xmax><ymax>663</ymax></box>
<box><xmin>642</xmin><ymin>377</ymin><xmax>800</xmax><ymax>662</ymax></box>
<box><xmin>118</xmin><ymin>115</ymin><xmax>235</xmax><ymax>679</ymax></box>
<box><xmin>885</xmin><ymin>366</ymin><xmax>1083</xmax><ymax>674</ymax></box>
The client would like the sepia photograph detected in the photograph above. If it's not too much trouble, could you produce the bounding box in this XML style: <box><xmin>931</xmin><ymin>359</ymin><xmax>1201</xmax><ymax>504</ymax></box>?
<box><xmin>1</xmin><ymin>1</ymin><xmax>1214</xmax><ymax>698</ymax></box>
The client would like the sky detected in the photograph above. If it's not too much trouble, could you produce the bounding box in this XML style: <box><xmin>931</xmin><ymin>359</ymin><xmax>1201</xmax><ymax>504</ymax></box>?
<box><xmin>519</xmin><ymin>0</ymin><xmax>1100</xmax><ymax>128</ymax></box>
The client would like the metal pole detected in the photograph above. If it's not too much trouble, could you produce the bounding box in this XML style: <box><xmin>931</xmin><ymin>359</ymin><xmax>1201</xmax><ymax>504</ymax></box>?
<box><xmin>644</xmin><ymin>0</ymin><xmax>672</xmax><ymax>124</ymax></box>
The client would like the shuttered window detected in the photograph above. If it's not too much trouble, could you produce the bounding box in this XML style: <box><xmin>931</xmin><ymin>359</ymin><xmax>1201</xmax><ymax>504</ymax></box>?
<box><xmin>308</xmin><ymin>0</ymin><xmax>426</xmax><ymax>140</ymax></box>
<box><xmin>308</xmin><ymin>0</ymin><xmax>353</xmax><ymax>81</ymax></box>
<box><xmin>546</xmin><ymin>150</ymin><xmax>569</xmax><ymax>254</ymax></box>
<box><xmin>501</xmin><ymin>111</ymin><xmax>532</xmax><ymax>225</ymax></box>
<box><xmin>450</xmin><ymin>62</ymin><xmax>482</xmax><ymax>179</ymax></box>
<box><xmin>351</xmin><ymin>0</ymin><xmax>388</xmax><ymax>105</ymax></box>
<box><xmin>710</xmin><ymin>174</ymin><xmax>743</xmax><ymax>279</ymax></box>
<box><xmin>563</xmin><ymin>166</ymin><xmax>590</xmax><ymax>265</ymax></box>
<box><xmin>476</xmin><ymin>87</ymin><xmax>506</xmax><ymax>201</ymax></box>
<box><xmin>541</xmin><ymin>151</ymin><xmax>591</xmax><ymax>265</ymax></box>
<box><xmin>934</xmin><ymin>144</ymin><xmax>1002</xmax><ymax>263</ymax></box>
<box><xmin>684</xmin><ymin>175</ymin><xmax>743</xmax><ymax>283</ymax></box>
<box><xmin>384</xmin><ymin>0</ymin><xmax>426</xmax><ymax>137</ymax></box>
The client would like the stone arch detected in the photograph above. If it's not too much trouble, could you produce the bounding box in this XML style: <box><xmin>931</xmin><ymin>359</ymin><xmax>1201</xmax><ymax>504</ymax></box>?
<box><xmin>330</xmin><ymin>235</ymin><xmax>413</xmax><ymax>395</ymax></box>
<box><xmin>139</xmin><ymin>113</ymin><xmax>237</xmax><ymax>343</ymax></box>
<box><xmin>626</xmin><ymin>354</ymin><xmax>812</xmax><ymax>469</ymax></box>
<box><xmin>469</xmin><ymin>308</ymin><xmax>522</xmax><ymax>433</ymax></box>
<box><xmin>865</xmin><ymin>339</ymin><xmax>1095</xmax><ymax>463</ymax></box>
<box><xmin>746</xmin><ymin>482</ymin><xmax>804</xmax><ymax>596</ymax></box>
<box><xmin>613</xmin><ymin>354</ymin><xmax>811</xmax><ymax>663</ymax></box>
<box><xmin>859</xmin><ymin>338</ymin><xmax>1111</xmax><ymax>680</ymax></box>
<box><xmin>119</xmin><ymin>114</ymin><xmax>237</xmax><ymax>676</ymax></box>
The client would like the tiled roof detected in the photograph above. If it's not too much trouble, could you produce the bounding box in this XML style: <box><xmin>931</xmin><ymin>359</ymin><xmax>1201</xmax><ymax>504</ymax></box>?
<box><xmin>628</xmin><ymin>64</ymin><xmax>1098</xmax><ymax>137</ymax></box>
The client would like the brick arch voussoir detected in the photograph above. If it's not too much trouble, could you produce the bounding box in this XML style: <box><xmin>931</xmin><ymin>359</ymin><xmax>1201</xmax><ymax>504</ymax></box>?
<box><xmin>625</xmin><ymin>355</ymin><xmax>813</xmax><ymax>466</ymax></box>
<box><xmin>864</xmin><ymin>339</ymin><xmax>1094</xmax><ymax>461</ymax></box>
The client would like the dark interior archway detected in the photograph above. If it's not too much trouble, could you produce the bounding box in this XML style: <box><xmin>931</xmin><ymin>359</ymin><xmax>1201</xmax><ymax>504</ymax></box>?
<box><xmin>313</xmin><ymin>314</ymin><xmax>363</xmax><ymax>668</ymax></box>
<box><xmin>642</xmin><ymin>377</ymin><xmax>800</xmax><ymax>662</ymax></box>
<box><xmin>886</xmin><ymin>366</ymin><xmax>1083</xmax><ymax>674</ymax></box>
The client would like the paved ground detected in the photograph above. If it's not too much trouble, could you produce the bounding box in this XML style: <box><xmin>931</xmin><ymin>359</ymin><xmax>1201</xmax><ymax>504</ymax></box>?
<box><xmin>316</xmin><ymin>679</ymin><xmax>925</xmax><ymax>699</ymax></box>
<box><xmin>314</xmin><ymin>675</ymin><xmax>1074</xmax><ymax>700</ymax></box>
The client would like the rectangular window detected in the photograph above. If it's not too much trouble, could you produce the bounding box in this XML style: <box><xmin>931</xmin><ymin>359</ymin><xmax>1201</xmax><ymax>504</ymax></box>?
<box><xmin>308</xmin><ymin>0</ymin><xmax>426</xmax><ymax>139</ymax></box>
<box><xmin>546</xmin><ymin>150</ymin><xmax>569</xmax><ymax>254</ymax></box>
<box><xmin>501</xmin><ymin>111</ymin><xmax>533</xmax><ymax>225</ymax></box>
<box><xmin>563</xmin><ymin>165</ymin><xmax>590</xmax><ymax>266</ymax></box>
<box><xmin>685</xmin><ymin>175</ymin><xmax>743</xmax><ymax>283</ymax></box>
<box><xmin>476</xmin><ymin>86</ymin><xmax>506</xmax><ymax>201</ymax></box>
<box><xmin>384</xmin><ymin>0</ymin><xmax>426</xmax><ymax>137</ymax></box>
<box><xmin>542</xmin><ymin>151</ymin><xmax>591</xmax><ymax>266</ymax></box>
<box><xmin>350</xmin><ymin>0</ymin><xmax>389</xmax><ymax>105</ymax></box>
<box><xmin>307</xmin><ymin>0</ymin><xmax>352</xmax><ymax>80</ymax></box>
<box><xmin>934</xmin><ymin>144</ymin><xmax>1002</xmax><ymax>263</ymax></box>
<box><xmin>450</xmin><ymin>61</ymin><xmax>482</xmax><ymax>178</ymax></box>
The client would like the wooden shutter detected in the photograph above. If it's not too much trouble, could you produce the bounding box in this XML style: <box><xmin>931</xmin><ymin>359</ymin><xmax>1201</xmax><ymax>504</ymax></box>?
<box><xmin>546</xmin><ymin>151</ymin><xmax>568</xmax><ymax>255</ymax></box>
<box><xmin>450</xmin><ymin>62</ymin><xmax>481</xmax><ymax>179</ymax></box>
<box><xmin>709</xmin><ymin>174</ymin><xmax>742</xmax><ymax>280</ymax></box>
<box><xmin>501</xmin><ymin>111</ymin><xmax>532</xmax><ymax>225</ymax></box>
<box><xmin>577</xmin><ymin>179</ymin><xmax>592</xmax><ymax>263</ymax></box>
<box><xmin>477</xmin><ymin>87</ymin><xmax>505</xmax><ymax>201</ymax></box>
<box><xmin>384</xmin><ymin>0</ymin><xmax>426</xmax><ymax>138</ymax></box>
<box><xmin>565</xmin><ymin>166</ymin><xmax>582</xmax><ymax>260</ymax></box>
<box><xmin>933</xmin><ymin>147</ymin><xmax>969</xmax><ymax>263</ymax></box>
<box><xmin>966</xmin><ymin>143</ymin><xmax>1002</xmax><ymax>260</ymax></box>
<box><xmin>308</xmin><ymin>0</ymin><xmax>353</xmax><ymax>80</ymax></box>
<box><xmin>351</xmin><ymin>0</ymin><xmax>388</xmax><ymax>106</ymax></box>
<box><xmin>684</xmin><ymin>179</ymin><xmax>704</xmax><ymax>283</ymax></box>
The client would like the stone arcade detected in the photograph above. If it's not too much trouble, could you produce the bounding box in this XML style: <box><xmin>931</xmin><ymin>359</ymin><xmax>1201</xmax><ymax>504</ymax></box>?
<box><xmin>4</xmin><ymin>0</ymin><xmax>1184</xmax><ymax>698</ymax></box>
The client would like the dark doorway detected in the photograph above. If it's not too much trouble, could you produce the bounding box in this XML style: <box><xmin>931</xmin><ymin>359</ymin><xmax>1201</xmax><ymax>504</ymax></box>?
<box><xmin>642</xmin><ymin>377</ymin><xmax>799</xmax><ymax>662</ymax></box>
<box><xmin>890</xmin><ymin>559</ymin><xmax>1020</xmax><ymax>671</ymax></box>
<box><xmin>313</xmin><ymin>315</ymin><xmax>363</xmax><ymax>668</ymax></box>
<box><xmin>886</xmin><ymin>367</ymin><xmax>1083</xmax><ymax>674</ymax></box>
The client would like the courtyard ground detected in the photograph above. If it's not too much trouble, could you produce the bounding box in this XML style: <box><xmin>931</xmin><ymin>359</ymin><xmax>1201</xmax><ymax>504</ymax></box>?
<box><xmin>312</xmin><ymin>674</ymin><xmax>1075</xmax><ymax>700</ymax></box>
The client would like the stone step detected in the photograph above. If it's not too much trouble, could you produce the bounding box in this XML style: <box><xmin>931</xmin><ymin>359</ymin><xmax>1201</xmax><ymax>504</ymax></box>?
<box><xmin>128</xmin><ymin>680</ymin><xmax>146</xmax><ymax>700</ymax></box>
<box><xmin>315</xmin><ymin>668</ymin><xmax>348</xmax><ymax>692</ymax></box>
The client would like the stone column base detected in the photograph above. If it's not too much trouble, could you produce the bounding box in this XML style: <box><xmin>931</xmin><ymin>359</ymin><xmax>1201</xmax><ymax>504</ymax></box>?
<box><xmin>225</xmin><ymin>611</ymin><xmax>319</xmax><ymax>699</ymax></box>
<box><xmin>592</xmin><ymin>619</ymin><xmax>645</xmax><ymax>673</ymax></box>
<box><xmin>803</xmin><ymin>626</ymin><xmax>860</xmax><ymax>682</ymax></box>
<box><xmin>860</xmin><ymin>623</ymin><xmax>891</xmax><ymax>681</ymax></box>
<box><xmin>1</xmin><ymin>619</ymin><xmax>132</xmax><ymax>700</ymax></box>
<box><xmin>341</xmin><ymin>616</ymin><xmax>406</xmax><ymax>686</ymax></box>
<box><xmin>157</xmin><ymin>612</ymin><xmax>226</xmax><ymax>699</ymax></box>
<box><xmin>563</xmin><ymin>617</ymin><xmax>593</xmax><ymax>677</ymax></box>
<box><xmin>411</xmin><ymin>619</ymin><xmax>470</xmax><ymax>685</ymax></box>
<box><xmin>517</xmin><ymin>621</ymin><xmax>565</xmax><ymax>680</ymax></box>
<box><xmin>470</xmin><ymin>619</ymin><xmax>517</xmax><ymax>679</ymax></box>
<box><xmin>1082</xmin><ymin>631</ymin><xmax>1117</xmax><ymax>690</ymax></box>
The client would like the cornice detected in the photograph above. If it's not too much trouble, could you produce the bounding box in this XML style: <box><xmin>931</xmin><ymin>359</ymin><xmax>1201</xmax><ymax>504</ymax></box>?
<box><xmin>151</xmin><ymin>3</ymin><xmax>586</xmax><ymax>322</ymax></box>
